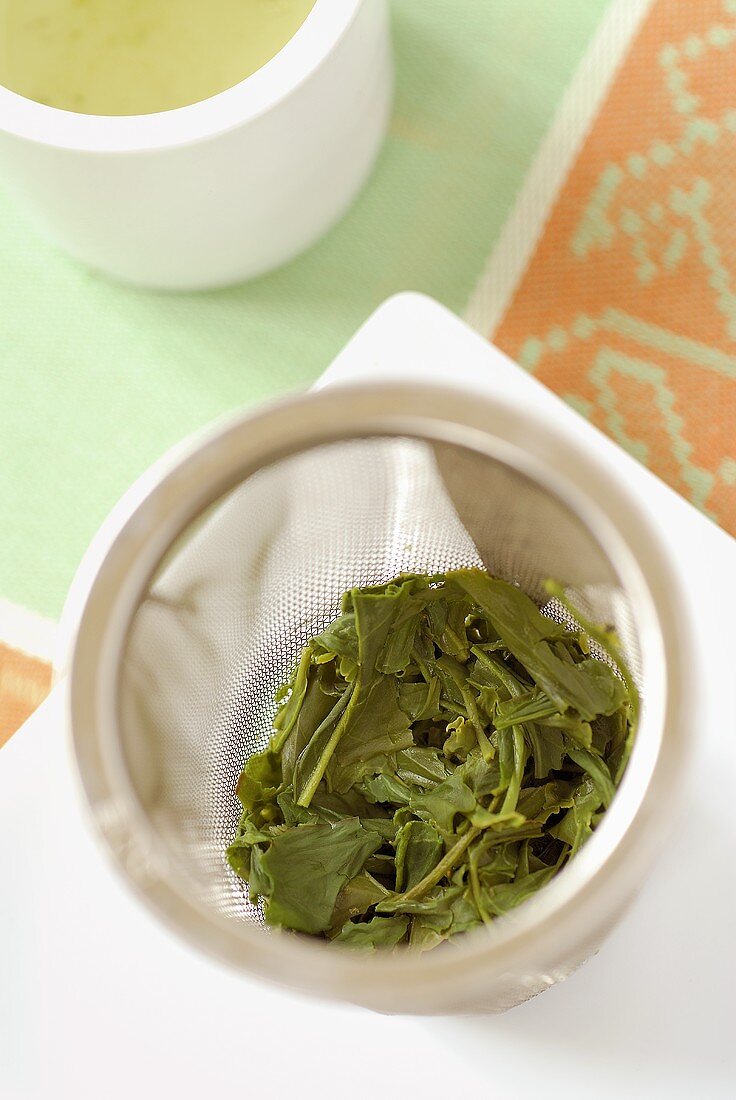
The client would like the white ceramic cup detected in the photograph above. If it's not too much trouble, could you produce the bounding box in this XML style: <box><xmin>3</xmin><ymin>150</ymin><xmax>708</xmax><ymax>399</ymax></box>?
<box><xmin>0</xmin><ymin>0</ymin><xmax>392</xmax><ymax>290</ymax></box>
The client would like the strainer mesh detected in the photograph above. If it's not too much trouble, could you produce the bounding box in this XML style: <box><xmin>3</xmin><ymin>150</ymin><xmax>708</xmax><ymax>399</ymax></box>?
<box><xmin>119</xmin><ymin>437</ymin><xmax>640</xmax><ymax>932</ymax></box>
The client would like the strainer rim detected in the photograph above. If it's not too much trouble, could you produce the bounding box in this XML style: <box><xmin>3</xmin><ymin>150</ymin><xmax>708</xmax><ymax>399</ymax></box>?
<box><xmin>67</xmin><ymin>382</ymin><xmax>690</xmax><ymax>1008</ymax></box>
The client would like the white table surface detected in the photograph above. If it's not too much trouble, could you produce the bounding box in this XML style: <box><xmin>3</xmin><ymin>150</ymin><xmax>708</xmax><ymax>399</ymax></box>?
<box><xmin>2</xmin><ymin>293</ymin><xmax>735</xmax><ymax>1100</ymax></box>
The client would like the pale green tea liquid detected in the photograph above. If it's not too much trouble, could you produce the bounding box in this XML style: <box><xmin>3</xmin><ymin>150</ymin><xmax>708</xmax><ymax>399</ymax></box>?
<box><xmin>0</xmin><ymin>0</ymin><xmax>316</xmax><ymax>115</ymax></box>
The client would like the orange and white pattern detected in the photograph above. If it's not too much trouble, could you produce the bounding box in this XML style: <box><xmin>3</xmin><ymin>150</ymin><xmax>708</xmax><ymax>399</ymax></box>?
<box><xmin>471</xmin><ymin>0</ymin><xmax>736</xmax><ymax>532</ymax></box>
<box><xmin>0</xmin><ymin>600</ymin><xmax>55</xmax><ymax>747</ymax></box>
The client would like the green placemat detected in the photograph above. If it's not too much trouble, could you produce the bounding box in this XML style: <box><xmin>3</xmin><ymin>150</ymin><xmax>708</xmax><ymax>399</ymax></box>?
<box><xmin>0</xmin><ymin>0</ymin><xmax>608</xmax><ymax>622</ymax></box>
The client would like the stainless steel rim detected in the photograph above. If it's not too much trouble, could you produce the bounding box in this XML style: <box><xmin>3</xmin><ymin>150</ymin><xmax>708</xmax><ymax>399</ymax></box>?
<box><xmin>68</xmin><ymin>382</ymin><xmax>692</xmax><ymax>1009</ymax></box>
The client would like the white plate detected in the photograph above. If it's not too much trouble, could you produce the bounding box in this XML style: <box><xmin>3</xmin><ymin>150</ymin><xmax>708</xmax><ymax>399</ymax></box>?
<box><xmin>2</xmin><ymin>294</ymin><xmax>734</xmax><ymax>1099</ymax></box>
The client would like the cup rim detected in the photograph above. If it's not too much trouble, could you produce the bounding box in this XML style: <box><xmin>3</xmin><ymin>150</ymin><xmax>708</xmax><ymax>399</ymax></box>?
<box><xmin>67</xmin><ymin>381</ymin><xmax>692</xmax><ymax>1012</ymax></box>
<box><xmin>0</xmin><ymin>0</ymin><xmax>360</xmax><ymax>154</ymax></box>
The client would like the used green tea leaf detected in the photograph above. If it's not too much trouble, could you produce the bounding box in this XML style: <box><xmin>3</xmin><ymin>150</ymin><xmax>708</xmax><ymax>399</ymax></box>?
<box><xmin>227</xmin><ymin>570</ymin><xmax>636</xmax><ymax>950</ymax></box>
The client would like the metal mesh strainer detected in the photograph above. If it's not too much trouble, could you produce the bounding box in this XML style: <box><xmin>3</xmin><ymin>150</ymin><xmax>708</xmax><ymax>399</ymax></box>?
<box><xmin>68</xmin><ymin>384</ymin><xmax>689</xmax><ymax>1014</ymax></box>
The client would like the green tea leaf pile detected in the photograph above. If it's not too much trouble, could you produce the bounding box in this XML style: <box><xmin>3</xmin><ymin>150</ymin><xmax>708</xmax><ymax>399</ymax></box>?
<box><xmin>227</xmin><ymin>570</ymin><xmax>636</xmax><ymax>951</ymax></box>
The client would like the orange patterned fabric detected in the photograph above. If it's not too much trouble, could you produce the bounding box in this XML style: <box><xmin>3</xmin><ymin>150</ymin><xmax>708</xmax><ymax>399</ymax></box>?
<box><xmin>0</xmin><ymin>643</ymin><xmax>52</xmax><ymax>748</ymax></box>
<box><xmin>494</xmin><ymin>0</ymin><xmax>736</xmax><ymax>531</ymax></box>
